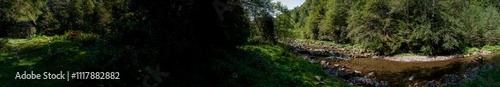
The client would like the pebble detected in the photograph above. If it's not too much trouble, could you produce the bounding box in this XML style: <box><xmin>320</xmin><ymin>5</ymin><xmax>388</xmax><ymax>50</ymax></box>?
<box><xmin>354</xmin><ymin>70</ymin><xmax>362</xmax><ymax>75</ymax></box>
<box><xmin>408</xmin><ymin>76</ymin><xmax>414</xmax><ymax>81</ymax></box>
<box><xmin>315</xmin><ymin>76</ymin><xmax>322</xmax><ymax>81</ymax></box>
<box><xmin>366</xmin><ymin>72</ymin><xmax>375</xmax><ymax>77</ymax></box>
<box><xmin>334</xmin><ymin>64</ymin><xmax>340</xmax><ymax>67</ymax></box>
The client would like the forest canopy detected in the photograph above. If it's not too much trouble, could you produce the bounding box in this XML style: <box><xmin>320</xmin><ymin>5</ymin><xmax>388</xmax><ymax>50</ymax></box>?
<box><xmin>278</xmin><ymin>0</ymin><xmax>500</xmax><ymax>55</ymax></box>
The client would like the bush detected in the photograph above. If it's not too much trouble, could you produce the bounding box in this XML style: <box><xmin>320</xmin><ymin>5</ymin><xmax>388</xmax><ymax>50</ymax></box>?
<box><xmin>482</xmin><ymin>45</ymin><xmax>500</xmax><ymax>51</ymax></box>
<box><xmin>52</xmin><ymin>34</ymin><xmax>67</xmax><ymax>41</ymax></box>
<box><xmin>78</xmin><ymin>33</ymin><xmax>100</xmax><ymax>45</ymax></box>
<box><xmin>64</xmin><ymin>30</ymin><xmax>101</xmax><ymax>45</ymax></box>
<box><xmin>462</xmin><ymin>47</ymin><xmax>480</xmax><ymax>54</ymax></box>
<box><xmin>66</xmin><ymin>30</ymin><xmax>82</xmax><ymax>40</ymax></box>
<box><xmin>0</xmin><ymin>38</ymin><xmax>7</xmax><ymax>49</ymax></box>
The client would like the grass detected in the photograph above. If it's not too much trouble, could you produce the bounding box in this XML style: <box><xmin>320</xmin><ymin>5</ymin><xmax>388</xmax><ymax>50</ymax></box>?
<box><xmin>212</xmin><ymin>43</ymin><xmax>349</xmax><ymax>87</ymax></box>
<box><xmin>462</xmin><ymin>47</ymin><xmax>480</xmax><ymax>54</ymax></box>
<box><xmin>0</xmin><ymin>34</ymin><xmax>126</xmax><ymax>86</ymax></box>
<box><xmin>0</xmin><ymin>35</ymin><xmax>349</xmax><ymax>86</ymax></box>
<box><xmin>482</xmin><ymin>45</ymin><xmax>500</xmax><ymax>51</ymax></box>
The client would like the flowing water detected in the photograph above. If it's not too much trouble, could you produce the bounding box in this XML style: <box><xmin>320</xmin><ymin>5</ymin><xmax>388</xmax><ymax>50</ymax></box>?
<box><xmin>288</xmin><ymin>40</ymin><xmax>498</xmax><ymax>86</ymax></box>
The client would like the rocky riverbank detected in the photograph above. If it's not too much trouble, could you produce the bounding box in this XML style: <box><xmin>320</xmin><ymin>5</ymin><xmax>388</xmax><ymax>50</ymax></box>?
<box><xmin>285</xmin><ymin>39</ymin><xmax>499</xmax><ymax>86</ymax></box>
<box><xmin>299</xmin><ymin>47</ymin><xmax>497</xmax><ymax>86</ymax></box>
<box><xmin>285</xmin><ymin>39</ymin><xmax>376</xmax><ymax>58</ymax></box>
<box><xmin>383</xmin><ymin>50</ymin><xmax>493</xmax><ymax>62</ymax></box>
<box><xmin>285</xmin><ymin>39</ymin><xmax>494</xmax><ymax>62</ymax></box>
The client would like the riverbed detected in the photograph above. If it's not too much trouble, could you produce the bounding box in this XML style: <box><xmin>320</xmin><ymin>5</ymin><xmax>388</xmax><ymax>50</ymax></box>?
<box><xmin>285</xmin><ymin>40</ymin><xmax>498</xmax><ymax>86</ymax></box>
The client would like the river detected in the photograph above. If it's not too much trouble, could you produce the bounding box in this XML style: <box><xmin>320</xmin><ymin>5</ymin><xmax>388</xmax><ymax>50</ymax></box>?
<box><xmin>285</xmin><ymin>40</ymin><xmax>498</xmax><ymax>86</ymax></box>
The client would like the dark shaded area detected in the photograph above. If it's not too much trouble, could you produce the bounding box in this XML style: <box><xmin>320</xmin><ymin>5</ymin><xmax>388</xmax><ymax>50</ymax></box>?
<box><xmin>128</xmin><ymin>0</ymin><xmax>250</xmax><ymax>86</ymax></box>
<box><xmin>1</xmin><ymin>0</ymin><xmax>253</xmax><ymax>86</ymax></box>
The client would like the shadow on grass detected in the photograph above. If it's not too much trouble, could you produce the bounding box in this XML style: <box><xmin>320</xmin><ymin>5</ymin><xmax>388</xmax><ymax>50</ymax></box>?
<box><xmin>210</xmin><ymin>43</ymin><xmax>347</xmax><ymax>87</ymax></box>
<box><xmin>0</xmin><ymin>40</ymin><xmax>127</xmax><ymax>86</ymax></box>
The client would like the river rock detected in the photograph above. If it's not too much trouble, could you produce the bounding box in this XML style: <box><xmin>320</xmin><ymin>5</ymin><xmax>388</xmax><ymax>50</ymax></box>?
<box><xmin>315</xmin><ymin>76</ymin><xmax>322</xmax><ymax>81</ymax></box>
<box><xmin>334</xmin><ymin>64</ymin><xmax>340</xmax><ymax>67</ymax></box>
<box><xmin>480</xmin><ymin>50</ymin><xmax>492</xmax><ymax>55</ymax></box>
<box><xmin>408</xmin><ymin>76</ymin><xmax>414</xmax><ymax>81</ymax></box>
<box><xmin>365</xmin><ymin>72</ymin><xmax>374</xmax><ymax>78</ymax></box>
<box><xmin>310</xmin><ymin>49</ymin><xmax>331</xmax><ymax>57</ymax></box>
<box><xmin>354</xmin><ymin>70</ymin><xmax>362</xmax><ymax>75</ymax></box>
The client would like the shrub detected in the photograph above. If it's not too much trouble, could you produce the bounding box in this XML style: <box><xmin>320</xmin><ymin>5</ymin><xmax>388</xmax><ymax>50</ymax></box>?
<box><xmin>66</xmin><ymin>30</ymin><xmax>83</xmax><ymax>40</ymax></box>
<box><xmin>64</xmin><ymin>30</ymin><xmax>101</xmax><ymax>45</ymax></box>
<box><xmin>462</xmin><ymin>47</ymin><xmax>480</xmax><ymax>54</ymax></box>
<box><xmin>482</xmin><ymin>45</ymin><xmax>500</xmax><ymax>51</ymax></box>
<box><xmin>78</xmin><ymin>33</ymin><xmax>100</xmax><ymax>45</ymax></box>
<box><xmin>52</xmin><ymin>34</ymin><xmax>67</xmax><ymax>41</ymax></box>
<box><xmin>0</xmin><ymin>38</ymin><xmax>7</xmax><ymax>49</ymax></box>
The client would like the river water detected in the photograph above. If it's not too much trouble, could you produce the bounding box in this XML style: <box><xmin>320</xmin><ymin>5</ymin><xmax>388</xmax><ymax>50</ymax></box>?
<box><xmin>288</xmin><ymin>40</ymin><xmax>498</xmax><ymax>86</ymax></box>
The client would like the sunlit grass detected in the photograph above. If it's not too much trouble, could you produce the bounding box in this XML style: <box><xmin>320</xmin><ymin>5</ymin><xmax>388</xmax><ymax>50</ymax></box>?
<box><xmin>223</xmin><ymin>44</ymin><xmax>349</xmax><ymax>87</ymax></box>
<box><xmin>483</xmin><ymin>45</ymin><xmax>500</xmax><ymax>51</ymax></box>
<box><xmin>462</xmin><ymin>47</ymin><xmax>480</xmax><ymax>54</ymax></box>
<box><xmin>0</xmin><ymin>34</ymin><xmax>124</xmax><ymax>86</ymax></box>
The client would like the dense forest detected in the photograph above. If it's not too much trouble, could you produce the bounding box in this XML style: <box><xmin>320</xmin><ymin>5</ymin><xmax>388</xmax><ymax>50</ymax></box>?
<box><xmin>1</xmin><ymin>0</ymin><xmax>500</xmax><ymax>86</ymax></box>
<box><xmin>277</xmin><ymin>0</ymin><xmax>500</xmax><ymax>55</ymax></box>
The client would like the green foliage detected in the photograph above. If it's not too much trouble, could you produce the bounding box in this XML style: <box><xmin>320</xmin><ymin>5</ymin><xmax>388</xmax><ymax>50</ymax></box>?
<box><xmin>274</xmin><ymin>2</ymin><xmax>296</xmax><ymax>39</ymax></box>
<box><xmin>213</xmin><ymin>44</ymin><xmax>347</xmax><ymax>86</ymax></box>
<box><xmin>281</xmin><ymin>0</ymin><xmax>500</xmax><ymax>55</ymax></box>
<box><xmin>245</xmin><ymin>0</ymin><xmax>277</xmax><ymax>44</ymax></box>
<box><xmin>52</xmin><ymin>34</ymin><xmax>67</xmax><ymax>40</ymax></box>
<box><xmin>318</xmin><ymin>0</ymin><xmax>349</xmax><ymax>43</ymax></box>
<box><xmin>257</xmin><ymin>14</ymin><xmax>277</xmax><ymax>43</ymax></box>
<box><xmin>37</xmin><ymin>11</ymin><xmax>61</xmax><ymax>35</ymax></box>
<box><xmin>305</xmin><ymin>12</ymin><xmax>321</xmax><ymax>40</ymax></box>
<box><xmin>65</xmin><ymin>30</ymin><xmax>83</xmax><ymax>40</ymax></box>
<box><xmin>78</xmin><ymin>33</ymin><xmax>101</xmax><ymax>45</ymax></box>
<box><xmin>482</xmin><ymin>45</ymin><xmax>500</xmax><ymax>51</ymax></box>
<box><xmin>462</xmin><ymin>47</ymin><xmax>480</xmax><ymax>54</ymax></box>
<box><xmin>0</xmin><ymin>36</ymin><xmax>126</xmax><ymax>86</ymax></box>
<box><xmin>0</xmin><ymin>0</ymin><xmax>318</xmax><ymax>86</ymax></box>
<box><xmin>0</xmin><ymin>39</ymin><xmax>6</xmax><ymax>49</ymax></box>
